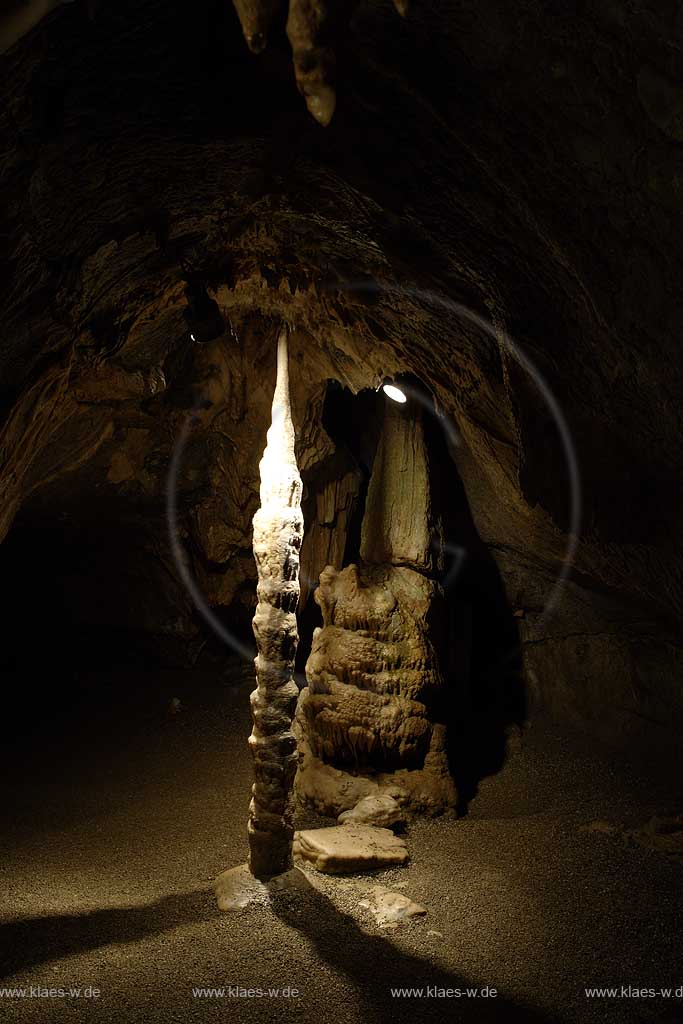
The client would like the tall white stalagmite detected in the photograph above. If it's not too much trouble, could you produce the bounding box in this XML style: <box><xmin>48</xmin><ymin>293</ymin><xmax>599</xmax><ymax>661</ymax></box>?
<box><xmin>248</xmin><ymin>325</ymin><xmax>303</xmax><ymax>878</ymax></box>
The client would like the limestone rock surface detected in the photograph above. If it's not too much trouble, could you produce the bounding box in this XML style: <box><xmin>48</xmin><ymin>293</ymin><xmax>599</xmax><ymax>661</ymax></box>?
<box><xmin>360</xmin><ymin>400</ymin><xmax>441</xmax><ymax>573</ymax></box>
<box><xmin>295</xmin><ymin>560</ymin><xmax>456</xmax><ymax>815</ymax></box>
<box><xmin>338</xmin><ymin>794</ymin><xmax>405</xmax><ymax>829</ymax></box>
<box><xmin>295</xmin><ymin>390</ymin><xmax>458</xmax><ymax>815</ymax></box>
<box><xmin>293</xmin><ymin>825</ymin><xmax>409</xmax><ymax>873</ymax></box>
<box><xmin>359</xmin><ymin>885</ymin><xmax>427</xmax><ymax>928</ymax></box>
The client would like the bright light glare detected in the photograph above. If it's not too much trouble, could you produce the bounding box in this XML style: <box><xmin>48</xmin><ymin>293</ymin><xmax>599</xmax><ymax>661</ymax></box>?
<box><xmin>382</xmin><ymin>383</ymin><xmax>407</xmax><ymax>404</ymax></box>
<box><xmin>190</xmin><ymin>333</ymin><xmax>196</xmax><ymax>341</ymax></box>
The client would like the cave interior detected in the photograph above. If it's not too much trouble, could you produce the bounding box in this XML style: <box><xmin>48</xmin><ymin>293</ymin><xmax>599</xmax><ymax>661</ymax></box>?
<box><xmin>0</xmin><ymin>1</ymin><xmax>682</xmax><ymax>1022</ymax></box>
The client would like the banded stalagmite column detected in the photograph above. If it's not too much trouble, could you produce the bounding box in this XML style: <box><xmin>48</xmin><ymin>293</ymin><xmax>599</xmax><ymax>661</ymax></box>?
<box><xmin>248</xmin><ymin>325</ymin><xmax>303</xmax><ymax>878</ymax></box>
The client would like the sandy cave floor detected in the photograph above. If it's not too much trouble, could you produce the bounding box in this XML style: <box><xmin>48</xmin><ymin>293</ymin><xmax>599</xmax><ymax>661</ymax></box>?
<box><xmin>0</xmin><ymin>660</ymin><xmax>682</xmax><ymax>1024</ymax></box>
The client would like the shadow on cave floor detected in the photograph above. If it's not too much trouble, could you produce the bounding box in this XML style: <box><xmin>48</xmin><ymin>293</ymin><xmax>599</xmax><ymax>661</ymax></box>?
<box><xmin>0</xmin><ymin>667</ymin><xmax>681</xmax><ymax>1023</ymax></box>
<box><xmin>267</xmin><ymin>880</ymin><xmax>546</xmax><ymax>1024</ymax></box>
<box><xmin>0</xmin><ymin>891</ymin><xmax>215</xmax><ymax>981</ymax></box>
<box><xmin>0</xmin><ymin>887</ymin><xmax>546</xmax><ymax>1024</ymax></box>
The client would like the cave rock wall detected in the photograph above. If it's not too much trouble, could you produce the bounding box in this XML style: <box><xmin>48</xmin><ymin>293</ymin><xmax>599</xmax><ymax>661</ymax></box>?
<box><xmin>295</xmin><ymin>400</ymin><xmax>456</xmax><ymax>817</ymax></box>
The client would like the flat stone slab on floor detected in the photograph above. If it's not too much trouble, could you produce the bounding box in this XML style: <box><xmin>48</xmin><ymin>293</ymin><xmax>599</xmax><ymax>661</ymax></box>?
<box><xmin>293</xmin><ymin>824</ymin><xmax>409</xmax><ymax>873</ymax></box>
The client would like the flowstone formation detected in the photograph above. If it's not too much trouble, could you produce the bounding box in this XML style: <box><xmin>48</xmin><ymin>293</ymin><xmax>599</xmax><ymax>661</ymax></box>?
<box><xmin>295</xmin><ymin>400</ymin><xmax>456</xmax><ymax>817</ymax></box>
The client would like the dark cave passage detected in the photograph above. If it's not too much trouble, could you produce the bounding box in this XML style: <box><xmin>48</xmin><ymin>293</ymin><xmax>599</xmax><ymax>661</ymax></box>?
<box><xmin>0</xmin><ymin>517</ymin><xmax>156</xmax><ymax>711</ymax></box>
<box><xmin>0</xmin><ymin>509</ymin><xmax>217</xmax><ymax>748</ymax></box>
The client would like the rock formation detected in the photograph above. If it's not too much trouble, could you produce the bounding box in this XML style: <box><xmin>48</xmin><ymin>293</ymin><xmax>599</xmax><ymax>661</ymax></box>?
<box><xmin>293</xmin><ymin>824</ymin><xmax>409</xmax><ymax>873</ymax></box>
<box><xmin>360</xmin><ymin>397</ymin><xmax>442</xmax><ymax>573</ymax></box>
<box><xmin>0</xmin><ymin>0</ymin><xmax>405</xmax><ymax>126</ymax></box>
<box><xmin>230</xmin><ymin>0</ymin><xmax>407</xmax><ymax>126</ymax></box>
<box><xmin>295</xmin><ymin>399</ymin><xmax>457</xmax><ymax>817</ymax></box>
<box><xmin>338</xmin><ymin>794</ymin><xmax>405</xmax><ymax>829</ymax></box>
<box><xmin>359</xmin><ymin>886</ymin><xmax>427</xmax><ymax>929</ymax></box>
<box><xmin>299</xmin><ymin>449</ymin><xmax>362</xmax><ymax>610</ymax></box>
<box><xmin>1</xmin><ymin>0</ymin><xmax>682</xmax><ymax>769</ymax></box>
<box><xmin>247</xmin><ymin>325</ymin><xmax>303</xmax><ymax>878</ymax></box>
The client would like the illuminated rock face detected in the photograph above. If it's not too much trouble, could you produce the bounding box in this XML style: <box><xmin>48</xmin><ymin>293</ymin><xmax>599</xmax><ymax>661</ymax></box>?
<box><xmin>248</xmin><ymin>327</ymin><xmax>303</xmax><ymax>878</ymax></box>
<box><xmin>295</xmin><ymin>563</ymin><xmax>455</xmax><ymax>816</ymax></box>
<box><xmin>360</xmin><ymin>400</ymin><xmax>442</xmax><ymax>573</ymax></box>
<box><xmin>295</xmin><ymin>402</ymin><xmax>456</xmax><ymax>818</ymax></box>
